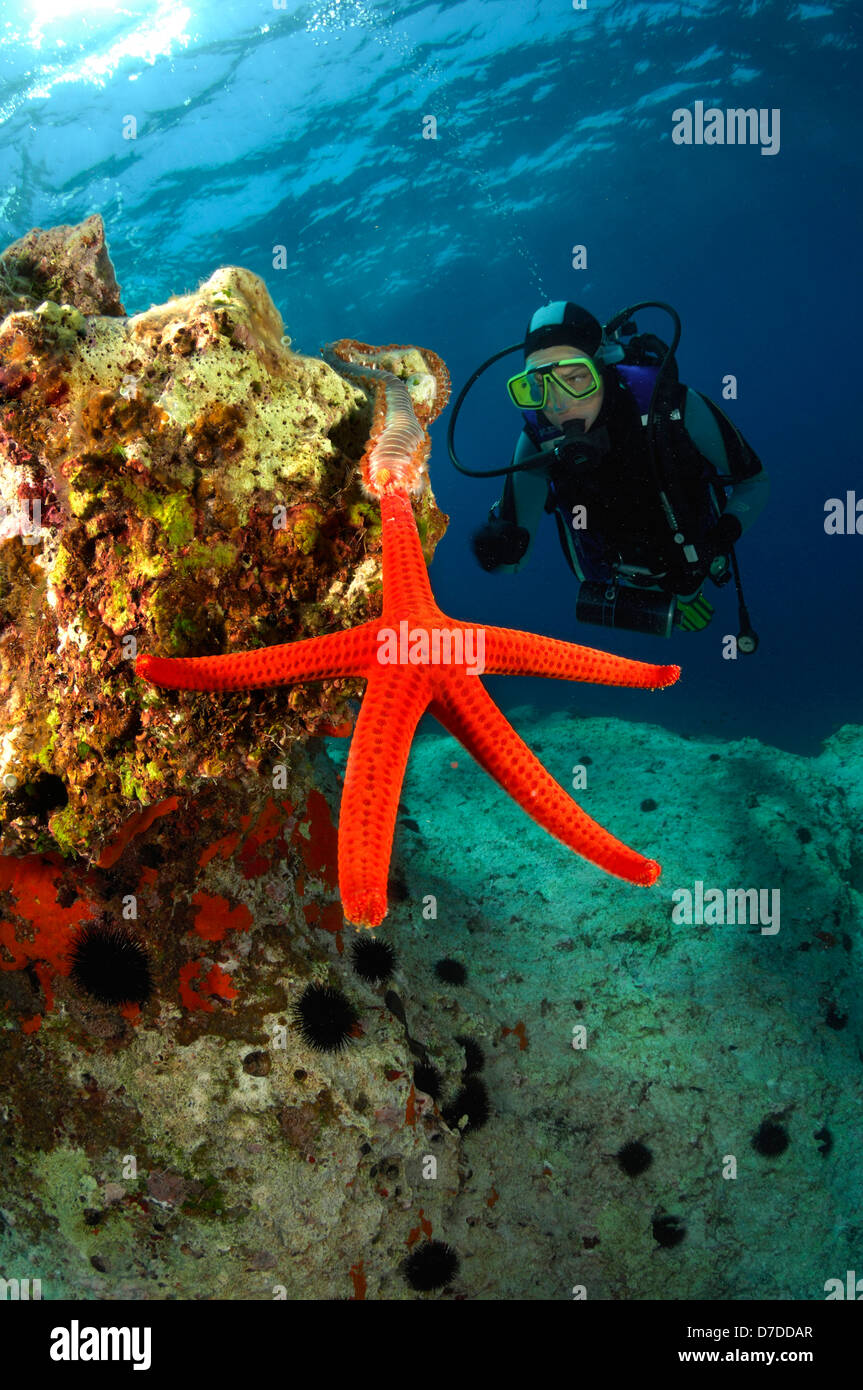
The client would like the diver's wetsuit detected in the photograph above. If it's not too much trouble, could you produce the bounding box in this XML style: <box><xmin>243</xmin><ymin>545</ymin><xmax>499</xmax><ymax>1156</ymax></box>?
<box><xmin>491</xmin><ymin>365</ymin><xmax>769</xmax><ymax>598</ymax></box>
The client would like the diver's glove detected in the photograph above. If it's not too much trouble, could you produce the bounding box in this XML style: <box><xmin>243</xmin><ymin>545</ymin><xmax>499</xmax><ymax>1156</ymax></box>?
<box><xmin>703</xmin><ymin>513</ymin><xmax>742</xmax><ymax>578</ymax></box>
<box><xmin>471</xmin><ymin>516</ymin><xmax>530</xmax><ymax>571</ymax></box>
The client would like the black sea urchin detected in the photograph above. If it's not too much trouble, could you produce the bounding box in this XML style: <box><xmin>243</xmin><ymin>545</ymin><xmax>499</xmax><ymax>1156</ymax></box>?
<box><xmin>443</xmin><ymin>1076</ymin><xmax>490</xmax><ymax>1133</ymax></box>
<box><xmin>752</xmin><ymin>1119</ymin><xmax>789</xmax><ymax>1157</ymax></box>
<box><xmin>68</xmin><ymin>922</ymin><xmax>153</xmax><ymax>1007</ymax></box>
<box><xmin>413</xmin><ymin>1062</ymin><xmax>443</xmax><ymax>1100</ymax></box>
<box><xmin>294</xmin><ymin>983</ymin><xmax>358</xmax><ymax>1052</ymax></box>
<box><xmin>652</xmin><ymin>1213</ymin><xmax>686</xmax><ymax>1248</ymax></box>
<box><xmin>455</xmin><ymin>1034</ymin><xmax>485</xmax><ymax>1075</ymax></box>
<box><xmin>403</xmin><ymin>1240</ymin><xmax>460</xmax><ymax>1292</ymax></box>
<box><xmin>350</xmin><ymin>934</ymin><xmax>396</xmax><ymax>984</ymax></box>
<box><xmin>434</xmin><ymin>957</ymin><xmax>466</xmax><ymax>986</ymax></box>
<box><xmin>616</xmin><ymin>1140</ymin><xmax>653</xmax><ymax>1176</ymax></box>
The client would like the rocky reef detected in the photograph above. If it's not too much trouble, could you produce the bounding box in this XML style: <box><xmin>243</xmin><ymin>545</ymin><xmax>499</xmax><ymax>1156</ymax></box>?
<box><xmin>0</xmin><ymin>215</ymin><xmax>446</xmax><ymax>861</ymax></box>
<box><xmin>0</xmin><ymin>218</ymin><xmax>460</xmax><ymax>1299</ymax></box>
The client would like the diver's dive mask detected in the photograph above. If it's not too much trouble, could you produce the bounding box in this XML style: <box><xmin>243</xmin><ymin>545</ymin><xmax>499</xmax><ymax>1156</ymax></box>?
<box><xmin>506</xmin><ymin>357</ymin><xmax>602</xmax><ymax>410</ymax></box>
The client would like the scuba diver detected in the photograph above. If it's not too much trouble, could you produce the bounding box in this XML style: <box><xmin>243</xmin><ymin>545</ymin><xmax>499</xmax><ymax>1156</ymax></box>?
<box><xmin>448</xmin><ymin>300</ymin><xmax>768</xmax><ymax>648</ymax></box>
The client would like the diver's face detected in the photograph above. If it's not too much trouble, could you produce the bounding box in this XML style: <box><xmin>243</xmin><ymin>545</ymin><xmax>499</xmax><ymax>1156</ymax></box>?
<box><xmin>526</xmin><ymin>344</ymin><xmax>604</xmax><ymax>429</ymax></box>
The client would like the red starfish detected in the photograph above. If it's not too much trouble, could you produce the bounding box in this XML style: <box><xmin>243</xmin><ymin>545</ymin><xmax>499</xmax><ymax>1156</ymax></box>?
<box><xmin>137</xmin><ymin>493</ymin><xmax>680</xmax><ymax>928</ymax></box>
<box><xmin>136</xmin><ymin>340</ymin><xmax>680</xmax><ymax>927</ymax></box>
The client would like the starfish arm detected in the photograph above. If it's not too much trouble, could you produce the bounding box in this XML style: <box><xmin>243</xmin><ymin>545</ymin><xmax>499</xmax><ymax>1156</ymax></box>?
<box><xmin>136</xmin><ymin>624</ymin><xmax>379</xmax><ymax>692</ymax></box>
<box><xmin>481</xmin><ymin>626</ymin><xmax>680</xmax><ymax>689</ymax></box>
<box><xmin>430</xmin><ymin>680</ymin><xmax>660</xmax><ymax>887</ymax></box>
<box><xmin>380</xmin><ymin>490</ymin><xmax>436</xmax><ymax>616</ymax></box>
<box><xmin>339</xmin><ymin>666</ymin><xmax>431</xmax><ymax>927</ymax></box>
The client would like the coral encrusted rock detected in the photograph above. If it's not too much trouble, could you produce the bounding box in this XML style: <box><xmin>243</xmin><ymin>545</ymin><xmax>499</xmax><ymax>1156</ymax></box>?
<box><xmin>0</xmin><ymin>216</ymin><xmax>447</xmax><ymax>861</ymax></box>
<box><xmin>0</xmin><ymin>218</ymin><xmax>459</xmax><ymax>1304</ymax></box>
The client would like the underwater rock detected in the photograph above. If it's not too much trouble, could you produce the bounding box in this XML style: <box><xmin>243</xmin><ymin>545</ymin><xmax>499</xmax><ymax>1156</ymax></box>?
<box><xmin>0</xmin><ymin>216</ymin><xmax>446</xmax><ymax>861</ymax></box>
<box><xmin>0</xmin><ymin>215</ymin><xmax>125</xmax><ymax>320</ymax></box>
<box><xmin>384</xmin><ymin>710</ymin><xmax>863</xmax><ymax>1299</ymax></box>
<box><xmin>0</xmin><ymin>218</ymin><xmax>463</xmax><ymax>1300</ymax></box>
<box><xmin>0</xmin><ymin>742</ymin><xmax>472</xmax><ymax>1298</ymax></box>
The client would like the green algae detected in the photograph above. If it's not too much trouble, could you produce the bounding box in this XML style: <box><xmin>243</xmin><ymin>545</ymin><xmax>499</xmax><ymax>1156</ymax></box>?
<box><xmin>175</xmin><ymin>540</ymin><xmax>239</xmax><ymax>574</ymax></box>
<box><xmin>104</xmin><ymin>577</ymin><xmax>133</xmax><ymax>630</ymax></box>
<box><xmin>118</xmin><ymin>759</ymin><xmax>147</xmax><ymax>803</ymax></box>
<box><xmin>36</xmin><ymin>707</ymin><xmax>61</xmax><ymax>772</ymax></box>
<box><xmin>32</xmin><ymin>1148</ymin><xmax>100</xmax><ymax>1259</ymax></box>
<box><xmin>291</xmin><ymin>505</ymin><xmax>325</xmax><ymax>556</ymax></box>
<box><xmin>347</xmin><ymin>499</ymin><xmax>382</xmax><ymax>542</ymax></box>
<box><xmin>112</xmin><ymin>480</ymin><xmax>196</xmax><ymax>549</ymax></box>
<box><xmin>153</xmin><ymin>493</ymin><xmax>195</xmax><ymax>547</ymax></box>
<box><xmin>169</xmin><ymin>614</ymin><xmax>204</xmax><ymax>651</ymax></box>
<box><xmin>48</xmin><ymin>803</ymin><xmax>86</xmax><ymax>855</ymax></box>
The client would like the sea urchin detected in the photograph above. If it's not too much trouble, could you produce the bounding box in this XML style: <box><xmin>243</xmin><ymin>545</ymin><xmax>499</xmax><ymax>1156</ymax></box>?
<box><xmin>350</xmin><ymin>934</ymin><xmax>396</xmax><ymax>984</ymax></box>
<box><xmin>434</xmin><ymin>957</ymin><xmax>466</xmax><ymax>986</ymax></box>
<box><xmin>68</xmin><ymin>922</ymin><xmax>153</xmax><ymax>1007</ymax></box>
<box><xmin>403</xmin><ymin>1239</ymin><xmax>460</xmax><ymax>1292</ymax></box>
<box><xmin>294</xmin><ymin>983</ymin><xmax>359</xmax><ymax>1052</ymax></box>
<box><xmin>616</xmin><ymin>1140</ymin><xmax>653</xmax><ymax>1176</ymax></box>
<box><xmin>443</xmin><ymin>1076</ymin><xmax>490</xmax><ymax>1133</ymax></box>
<box><xmin>455</xmin><ymin>1034</ymin><xmax>485</xmax><ymax>1076</ymax></box>
<box><xmin>413</xmin><ymin>1062</ymin><xmax>443</xmax><ymax>1100</ymax></box>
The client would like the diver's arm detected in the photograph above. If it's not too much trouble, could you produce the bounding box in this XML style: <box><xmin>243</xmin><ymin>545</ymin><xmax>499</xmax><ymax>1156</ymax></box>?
<box><xmin>471</xmin><ymin>433</ymin><xmax>549</xmax><ymax>573</ymax></box>
<box><xmin>682</xmin><ymin>388</ymin><xmax>769</xmax><ymax>537</ymax></box>
<box><xmin>719</xmin><ymin>469</ymin><xmax>769</xmax><ymax>537</ymax></box>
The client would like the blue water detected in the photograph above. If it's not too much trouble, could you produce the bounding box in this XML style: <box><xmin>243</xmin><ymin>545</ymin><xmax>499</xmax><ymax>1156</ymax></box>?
<box><xmin>0</xmin><ymin>0</ymin><xmax>859</xmax><ymax>751</ymax></box>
